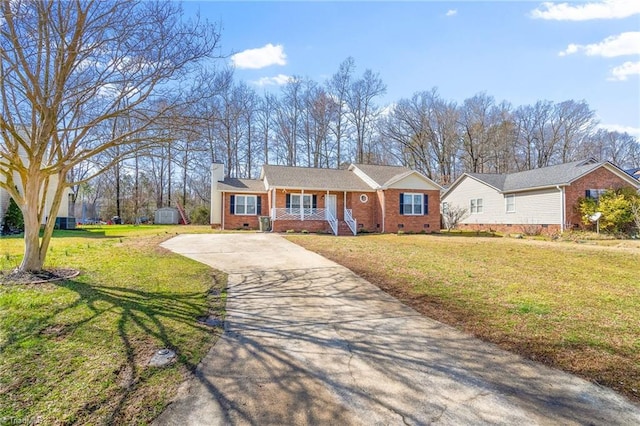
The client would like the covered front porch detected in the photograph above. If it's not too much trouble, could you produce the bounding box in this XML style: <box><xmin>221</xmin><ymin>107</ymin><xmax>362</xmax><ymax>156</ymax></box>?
<box><xmin>269</xmin><ymin>190</ymin><xmax>358</xmax><ymax>235</ymax></box>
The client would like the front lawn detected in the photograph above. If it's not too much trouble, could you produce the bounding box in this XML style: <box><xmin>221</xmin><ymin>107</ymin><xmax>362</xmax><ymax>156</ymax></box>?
<box><xmin>287</xmin><ymin>234</ymin><xmax>640</xmax><ymax>403</ymax></box>
<box><xmin>0</xmin><ymin>225</ymin><xmax>226</xmax><ymax>424</ymax></box>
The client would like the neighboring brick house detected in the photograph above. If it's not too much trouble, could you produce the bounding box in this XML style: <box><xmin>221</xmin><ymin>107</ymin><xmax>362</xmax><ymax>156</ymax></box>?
<box><xmin>210</xmin><ymin>162</ymin><xmax>442</xmax><ymax>235</ymax></box>
<box><xmin>441</xmin><ymin>159</ymin><xmax>640</xmax><ymax>234</ymax></box>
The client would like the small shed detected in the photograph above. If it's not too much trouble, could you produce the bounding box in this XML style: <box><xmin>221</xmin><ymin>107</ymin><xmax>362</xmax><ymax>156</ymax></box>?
<box><xmin>155</xmin><ymin>207</ymin><xmax>180</xmax><ymax>225</ymax></box>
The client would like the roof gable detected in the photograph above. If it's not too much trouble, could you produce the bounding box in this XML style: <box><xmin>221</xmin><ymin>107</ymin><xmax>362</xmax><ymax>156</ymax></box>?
<box><xmin>350</xmin><ymin>164</ymin><xmax>411</xmax><ymax>187</ymax></box>
<box><xmin>350</xmin><ymin>164</ymin><xmax>443</xmax><ymax>190</ymax></box>
<box><xmin>442</xmin><ymin>173</ymin><xmax>503</xmax><ymax>198</ymax></box>
<box><xmin>387</xmin><ymin>172</ymin><xmax>442</xmax><ymax>190</ymax></box>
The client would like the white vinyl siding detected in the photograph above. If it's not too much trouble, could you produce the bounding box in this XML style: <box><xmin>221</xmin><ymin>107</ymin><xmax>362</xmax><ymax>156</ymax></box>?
<box><xmin>470</xmin><ymin>198</ymin><xmax>483</xmax><ymax>214</ymax></box>
<box><xmin>388</xmin><ymin>173</ymin><xmax>440</xmax><ymax>190</ymax></box>
<box><xmin>442</xmin><ymin>177</ymin><xmax>562</xmax><ymax>225</ymax></box>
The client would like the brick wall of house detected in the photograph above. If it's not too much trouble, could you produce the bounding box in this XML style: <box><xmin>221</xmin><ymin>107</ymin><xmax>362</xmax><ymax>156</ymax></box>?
<box><xmin>348</xmin><ymin>192</ymin><xmax>379</xmax><ymax>232</ymax></box>
<box><xmin>222</xmin><ymin>192</ymin><xmax>265</xmax><ymax>230</ymax></box>
<box><xmin>271</xmin><ymin>220</ymin><xmax>332</xmax><ymax>234</ymax></box>
<box><xmin>383</xmin><ymin>189</ymin><xmax>441</xmax><ymax>233</ymax></box>
<box><xmin>564</xmin><ymin>167</ymin><xmax>636</xmax><ymax>228</ymax></box>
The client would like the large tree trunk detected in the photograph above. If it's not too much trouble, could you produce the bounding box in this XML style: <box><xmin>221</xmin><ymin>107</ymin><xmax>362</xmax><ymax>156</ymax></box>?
<box><xmin>20</xmin><ymin>203</ymin><xmax>44</xmax><ymax>271</ymax></box>
<box><xmin>18</xmin><ymin>175</ymin><xmax>65</xmax><ymax>272</ymax></box>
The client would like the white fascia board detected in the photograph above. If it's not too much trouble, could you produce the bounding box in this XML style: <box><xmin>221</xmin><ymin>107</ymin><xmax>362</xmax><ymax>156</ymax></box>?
<box><xmin>348</xmin><ymin>164</ymin><xmax>381</xmax><ymax>190</ymax></box>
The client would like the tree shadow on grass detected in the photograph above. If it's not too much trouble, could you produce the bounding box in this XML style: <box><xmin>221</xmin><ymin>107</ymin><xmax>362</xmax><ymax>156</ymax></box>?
<box><xmin>58</xmin><ymin>279</ymin><xmax>221</xmax><ymax>420</ymax></box>
<box><xmin>0</xmin><ymin>276</ymin><xmax>221</xmax><ymax>424</ymax></box>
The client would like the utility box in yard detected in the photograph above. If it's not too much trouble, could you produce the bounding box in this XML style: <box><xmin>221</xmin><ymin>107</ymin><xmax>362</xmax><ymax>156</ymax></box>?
<box><xmin>259</xmin><ymin>216</ymin><xmax>271</xmax><ymax>232</ymax></box>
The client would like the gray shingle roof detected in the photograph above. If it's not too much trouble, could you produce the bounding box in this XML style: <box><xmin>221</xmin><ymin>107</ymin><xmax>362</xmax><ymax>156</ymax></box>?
<box><xmin>261</xmin><ymin>165</ymin><xmax>373</xmax><ymax>191</ymax></box>
<box><xmin>218</xmin><ymin>178</ymin><xmax>266</xmax><ymax>192</ymax></box>
<box><xmin>351</xmin><ymin>164</ymin><xmax>412</xmax><ymax>186</ymax></box>
<box><xmin>466</xmin><ymin>173</ymin><xmax>507</xmax><ymax>190</ymax></box>
<box><xmin>468</xmin><ymin>159</ymin><xmax>610</xmax><ymax>192</ymax></box>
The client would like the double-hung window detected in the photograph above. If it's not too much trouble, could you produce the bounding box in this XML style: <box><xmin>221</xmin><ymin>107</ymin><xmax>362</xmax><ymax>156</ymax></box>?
<box><xmin>400</xmin><ymin>193</ymin><xmax>426</xmax><ymax>215</ymax></box>
<box><xmin>470</xmin><ymin>198</ymin><xmax>483</xmax><ymax>214</ymax></box>
<box><xmin>232</xmin><ymin>195</ymin><xmax>259</xmax><ymax>215</ymax></box>
<box><xmin>505</xmin><ymin>194</ymin><xmax>515</xmax><ymax>213</ymax></box>
<box><xmin>289</xmin><ymin>194</ymin><xmax>313</xmax><ymax>214</ymax></box>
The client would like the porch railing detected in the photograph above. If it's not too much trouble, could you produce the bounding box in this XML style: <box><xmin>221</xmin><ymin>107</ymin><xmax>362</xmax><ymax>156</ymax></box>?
<box><xmin>325</xmin><ymin>209</ymin><xmax>338</xmax><ymax>235</ymax></box>
<box><xmin>344</xmin><ymin>208</ymin><xmax>357</xmax><ymax>235</ymax></box>
<box><xmin>271</xmin><ymin>208</ymin><xmax>327</xmax><ymax>221</ymax></box>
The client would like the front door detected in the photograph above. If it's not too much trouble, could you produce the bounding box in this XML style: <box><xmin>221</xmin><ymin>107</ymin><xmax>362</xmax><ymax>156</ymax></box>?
<box><xmin>325</xmin><ymin>194</ymin><xmax>337</xmax><ymax>220</ymax></box>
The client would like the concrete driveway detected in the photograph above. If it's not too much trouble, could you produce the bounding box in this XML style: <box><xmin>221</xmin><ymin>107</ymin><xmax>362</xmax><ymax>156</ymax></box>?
<box><xmin>155</xmin><ymin>233</ymin><xmax>640</xmax><ymax>425</ymax></box>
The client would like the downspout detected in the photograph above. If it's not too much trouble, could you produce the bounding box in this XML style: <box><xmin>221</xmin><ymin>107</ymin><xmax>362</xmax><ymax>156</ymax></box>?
<box><xmin>556</xmin><ymin>185</ymin><xmax>565</xmax><ymax>233</ymax></box>
<box><xmin>222</xmin><ymin>192</ymin><xmax>225</xmax><ymax>230</ymax></box>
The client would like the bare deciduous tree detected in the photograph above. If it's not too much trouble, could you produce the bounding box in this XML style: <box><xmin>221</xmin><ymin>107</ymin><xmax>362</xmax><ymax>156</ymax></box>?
<box><xmin>459</xmin><ymin>93</ymin><xmax>497</xmax><ymax>173</ymax></box>
<box><xmin>0</xmin><ymin>0</ymin><xmax>220</xmax><ymax>271</ymax></box>
<box><xmin>327</xmin><ymin>57</ymin><xmax>355</xmax><ymax>168</ymax></box>
<box><xmin>442</xmin><ymin>204</ymin><xmax>468</xmax><ymax>231</ymax></box>
<box><xmin>347</xmin><ymin>69</ymin><xmax>386</xmax><ymax>164</ymax></box>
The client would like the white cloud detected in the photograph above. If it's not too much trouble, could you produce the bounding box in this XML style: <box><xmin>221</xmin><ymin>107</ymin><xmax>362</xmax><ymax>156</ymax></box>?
<box><xmin>558</xmin><ymin>32</ymin><xmax>640</xmax><ymax>57</ymax></box>
<box><xmin>252</xmin><ymin>74</ymin><xmax>292</xmax><ymax>87</ymax></box>
<box><xmin>531</xmin><ymin>0</ymin><xmax>640</xmax><ymax>21</ymax></box>
<box><xmin>598</xmin><ymin>123</ymin><xmax>640</xmax><ymax>138</ymax></box>
<box><xmin>607</xmin><ymin>61</ymin><xmax>640</xmax><ymax>81</ymax></box>
<box><xmin>445</xmin><ymin>9</ymin><xmax>457</xmax><ymax>17</ymax></box>
<box><xmin>231</xmin><ymin>43</ymin><xmax>287</xmax><ymax>69</ymax></box>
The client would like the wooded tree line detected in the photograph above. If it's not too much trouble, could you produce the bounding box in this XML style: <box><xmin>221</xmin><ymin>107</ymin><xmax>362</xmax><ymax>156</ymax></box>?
<box><xmin>86</xmin><ymin>57</ymin><xmax>640</xmax><ymax>222</ymax></box>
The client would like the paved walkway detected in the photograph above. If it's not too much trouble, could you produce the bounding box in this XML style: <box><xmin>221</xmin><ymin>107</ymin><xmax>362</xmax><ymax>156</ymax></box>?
<box><xmin>155</xmin><ymin>233</ymin><xmax>640</xmax><ymax>425</ymax></box>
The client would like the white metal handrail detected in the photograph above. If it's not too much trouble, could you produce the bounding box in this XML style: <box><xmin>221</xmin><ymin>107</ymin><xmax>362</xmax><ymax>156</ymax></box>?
<box><xmin>344</xmin><ymin>208</ymin><xmax>357</xmax><ymax>235</ymax></box>
<box><xmin>325</xmin><ymin>209</ymin><xmax>338</xmax><ymax>235</ymax></box>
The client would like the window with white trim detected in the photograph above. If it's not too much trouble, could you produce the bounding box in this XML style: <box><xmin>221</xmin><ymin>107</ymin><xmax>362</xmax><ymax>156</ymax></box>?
<box><xmin>470</xmin><ymin>198</ymin><xmax>483</xmax><ymax>214</ymax></box>
<box><xmin>402</xmin><ymin>193</ymin><xmax>424</xmax><ymax>215</ymax></box>
<box><xmin>505</xmin><ymin>194</ymin><xmax>515</xmax><ymax>213</ymax></box>
<box><xmin>289</xmin><ymin>194</ymin><xmax>313</xmax><ymax>213</ymax></box>
<box><xmin>234</xmin><ymin>195</ymin><xmax>257</xmax><ymax>215</ymax></box>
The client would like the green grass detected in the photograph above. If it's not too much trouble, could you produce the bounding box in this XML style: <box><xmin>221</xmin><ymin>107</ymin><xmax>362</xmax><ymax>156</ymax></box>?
<box><xmin>0</xmin><ymin>225</ymin><xmax>226</xmax><ymax>425</ymax></box>
<box><xmin>287</xmin><ymin>233</ymin><xmax>640</xmax><ymax>403</ymax></box>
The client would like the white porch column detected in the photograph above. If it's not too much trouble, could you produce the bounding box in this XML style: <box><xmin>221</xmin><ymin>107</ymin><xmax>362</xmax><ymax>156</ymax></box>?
<box><xmin>301</xmin><ymin>189</ymin><xmax>304</xmax><ymax>221</ymax></box>
<box><xmin>343</xmin><ymin>191</ymin><xmax>346</xmax><ymax>220</ymax></box>
<box><xmin>271</xmin><ymin>189</ymin><xmax>276</xmax><ymax>220</ymax></box>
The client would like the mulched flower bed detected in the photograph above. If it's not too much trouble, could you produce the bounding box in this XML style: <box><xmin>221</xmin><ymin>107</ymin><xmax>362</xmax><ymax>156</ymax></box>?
<box><xmin>0</xmin><ymin>268</ymin><xmax>80</xmax><ymax>285</ymax></box>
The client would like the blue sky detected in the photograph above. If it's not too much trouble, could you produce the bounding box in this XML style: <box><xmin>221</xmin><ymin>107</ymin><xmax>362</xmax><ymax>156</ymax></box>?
<box><xmin>183</xmin><ymin>1</ymin><xmax>640</xmax><ymax>137</ymax></box>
